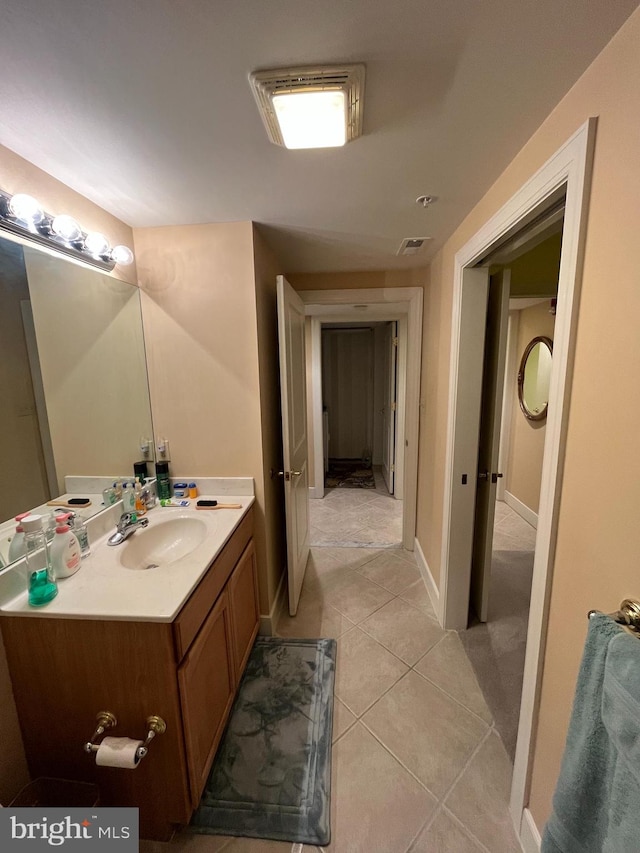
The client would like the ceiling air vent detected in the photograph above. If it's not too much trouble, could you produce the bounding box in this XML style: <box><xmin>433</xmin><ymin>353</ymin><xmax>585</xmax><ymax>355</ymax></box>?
<box><xmin>249</xmin><ymin>64</ymin><xmax>365</xmax><ymax>148</ymax></box>
<box><xmin>397</xmin><ymin>237</ymin><xmax>430</xmax><ymax>256</ymax></box>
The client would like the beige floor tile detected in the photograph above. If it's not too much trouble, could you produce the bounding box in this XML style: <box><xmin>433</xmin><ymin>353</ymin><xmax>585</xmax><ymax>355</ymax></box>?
<box><xmin>415</xmin><ymin>633</ymin><xmax>492</xmax><ymax>724</ymax></box>
<box><xmin>356</xmin><ymin>552</ymin><xmax>422</xmax><ymax>594</ymax></box>
<box><xmin>392</xmin><ymin>548</ymin><xmax>418</xmax><ymax>565</ymax></box>
<box><xmin>348</xmin><ymin>525</ymin><xmax>402</xmax><ymax>547</ymax></box>
<box><xmin>326</xmin><ymin>723</ymin><xmax>437</xmax><ymax>853</ymax></box>
<box><xmin>139</xmin><ymin>833</ymin><xmax>231</xmax><ymax>851</ymax></box>
<box><xmin>334</xmin><ymin>627</ymin><xmax>408</xmax><ymax>715</ymax></box>
<box><xmin>322</xmin><ymin>546</ymin><xmax>382</xmax><ymax>571</ymax></box>
<box><xmin>409</xmin><ymin>809</ymin><xmax>484</xmax><ymax>852</ymax></box>
<box><xmin>322</xmin><ymin>572</ymin><xmax>395</xmax><ymax>623</ymax></box>
<box><xmin>398</xmin><ymin>579</ymin><xmax>436</xmax><ymax>618</ymax></box>
<box><xmin>149</xmin><ymin>833</ymin><xmax>318</xmax><ymax>852</ymax></box>
<box><xmin>363</xmin><ymin>671</ymin><xmax>489</xmax><ymax>798</ymax></box>
<box><xmin>276</xmin><ymin>597</ymin><xmax>353</xmax><ymax>640</ymax></box>
<box><xmin>332</xmin><ymin>697</ymin><xmax>357</xmax><ymax>741</ymax></box>
<box><xmin>445</xmin><ymin>731</ymin><xmax>520</xmax><ymax>852</ymax></box>
<box><xmin>360</xmin><ymin>598</ymin><xmax>445</xmax><ymax>665</ymax></box>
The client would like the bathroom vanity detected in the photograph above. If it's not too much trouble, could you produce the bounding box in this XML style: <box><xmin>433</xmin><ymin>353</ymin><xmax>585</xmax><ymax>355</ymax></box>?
<box><xmin>0</xmin><ymin>500</ymin><xmax>259</xmax><ymax>841</ymax></box>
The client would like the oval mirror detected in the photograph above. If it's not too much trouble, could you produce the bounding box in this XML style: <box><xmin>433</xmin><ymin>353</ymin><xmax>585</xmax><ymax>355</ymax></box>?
<box><xmin>518</xmin><ymin>336</ymin><xmax>553</xmax><ymax>421</ymax></box>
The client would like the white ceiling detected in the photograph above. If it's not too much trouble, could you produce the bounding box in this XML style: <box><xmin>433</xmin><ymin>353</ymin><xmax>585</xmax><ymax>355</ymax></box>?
<box><xmin>0</xmin><ymin>1</ymin><xmax>637</xmax><ymax>273</ymax></box>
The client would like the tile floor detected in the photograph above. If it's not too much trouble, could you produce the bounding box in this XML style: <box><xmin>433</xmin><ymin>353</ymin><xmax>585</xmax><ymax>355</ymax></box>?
<box><xmin>309</xmin><ymin>467</ymin><xmax>403</xmax><ymax>548</ymax></box>
<box><xmin>142</xmin><ymin>539</ymin><xmax>523</xmax><ymax>853</ymax></box>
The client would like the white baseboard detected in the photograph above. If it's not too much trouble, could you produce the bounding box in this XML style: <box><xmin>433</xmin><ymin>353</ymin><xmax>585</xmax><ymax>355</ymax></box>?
<box><xmin>259</xmin><ymin>568</ymin><xmax>287</xmax><ymax>636</ymax></box>
<box><xmin>413</xmin><ymin>537</ymin><xmax>442</xmax><ymax>625</ymax></box>
<box><xmin>505</xmin><ymin>491</ymin><xmax>538</xmax><ymax>529</ymax></box>
<box><xmin>309</xmin><ymin>485</ymin><xmax>324</xmax><ymax>500</ymax></box>
<box><xmin>519</xmin><ymin>808</ymin><xmax>541</xmax><ymax>853</ymax></box>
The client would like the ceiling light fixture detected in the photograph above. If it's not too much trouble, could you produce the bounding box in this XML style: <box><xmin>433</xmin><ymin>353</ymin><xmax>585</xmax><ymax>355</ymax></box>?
<box><xmin>0</xmin><ymin>188</ymin><xmax>134</xmax><ymax>270</ymax></box>
<box><xmin>416</xmin><ymin>195</ymin><xmax>438</xmax><ymax>208</ymax></box>
<box><xmin>249</xmin><ymin>64</ymin><xmax>365</xmax><ymax>149</ymax></box>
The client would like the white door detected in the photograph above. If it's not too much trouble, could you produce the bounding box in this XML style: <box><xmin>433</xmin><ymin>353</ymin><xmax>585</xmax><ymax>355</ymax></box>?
<box><xmin>470</xmin><ymin>270</ymin><xmax>510</xmax><ymax>622</ymax></box>
<box><xmin>277</xmin><ymin>275</ymin><xmax>310</xmax><ymax>616</ymax></box>
<box><xmin>381</xmin><ymin>321</ymin><xmax>398</xmax><ymax>493</ymax></box>
<box><xmin>444</xmin><ymin>267</ymin><xmax>490</xmax><ymax>630</ymax></box>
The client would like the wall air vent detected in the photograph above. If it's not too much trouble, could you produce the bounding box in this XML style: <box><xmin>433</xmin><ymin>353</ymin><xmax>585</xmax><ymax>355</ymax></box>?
<box><xmin>397</xmin><ymin>237</ymin><xmax>431</xmax><ymax>256</ymax></box>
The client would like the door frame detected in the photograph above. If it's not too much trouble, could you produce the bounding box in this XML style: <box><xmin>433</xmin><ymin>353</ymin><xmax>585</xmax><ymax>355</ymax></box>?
<box><xmin>438</xmin><ymin>119</ymin><xmax>596</xmax><ymax>830</ymax></box>
<box><xmin>301</xmin><ymin>287</ymin><xmax>423</xmax><ymax>551</ymax></box>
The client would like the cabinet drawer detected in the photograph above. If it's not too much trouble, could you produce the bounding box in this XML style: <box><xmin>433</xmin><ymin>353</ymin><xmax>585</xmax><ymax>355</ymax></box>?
<box><xmin>173</xmin><ymin>508</ymin><xmax>253</xmax><ymax>660</ymax></box>
<box><xmin>178</xmin><ymin>589</ymin><xmax>235</xmax><ymax>807</ymax></box>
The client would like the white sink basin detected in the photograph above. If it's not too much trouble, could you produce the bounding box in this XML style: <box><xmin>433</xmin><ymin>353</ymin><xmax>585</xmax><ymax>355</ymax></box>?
<box><xmin>119</xmin><ymin>516</ymin><xmax>209</xmax><ymax>570</ymax></box>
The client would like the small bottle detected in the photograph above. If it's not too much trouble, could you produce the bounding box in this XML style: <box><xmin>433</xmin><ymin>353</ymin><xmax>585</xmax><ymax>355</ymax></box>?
<box><xmin>22</xmin><ymin>515</ymin><xmax>58</xmax><ymax>607</ymax></box>
<box><xmin>50</xmin><ymin>522</ymin><xmax>82</xmax><ymax>579</ymax></box>
<box><xmin>188</xmin><ymin>482</ymin><xmax>198</xmax><ymax>499</ymax></box>
<box><xmin>113</xmin><ymin>480</ymin><xmax>123</xmax><ymax>501</ymax></box>
<box><xmin>71</xmin><ymin>513</ymin><xmax>91</xmax><ymax>558</ymax></box>
<box><xmin>134</xmin><ymin>478</ymin><xmax>146</xmax><ymax>515</ymax></box>
<box><xmin>8</xmin><ymin>512</ymin><xmax>31</xmax><ymax>563</ymax></box>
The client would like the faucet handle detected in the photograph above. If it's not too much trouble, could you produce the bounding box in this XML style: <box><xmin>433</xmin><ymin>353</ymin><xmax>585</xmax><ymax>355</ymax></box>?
<box><xmin>117</xmin><ymin>511</ymin><xmax>137</xmax><ymax>529</ymax></box>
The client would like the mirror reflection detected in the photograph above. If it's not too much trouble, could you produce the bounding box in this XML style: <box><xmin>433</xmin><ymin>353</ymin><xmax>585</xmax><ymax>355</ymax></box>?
<box><xmin>0</xmin><ymin>233</ymin><xmax>154</xmax><ymax>567</ymax></box>
<box><xmin>518</xmin><ymin>335</ymin><xmax>553</xmax><ymax>421</ymax></box>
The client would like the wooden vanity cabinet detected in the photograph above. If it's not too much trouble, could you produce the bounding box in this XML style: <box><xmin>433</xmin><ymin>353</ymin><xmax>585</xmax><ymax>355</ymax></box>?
<box><xmin>0</xmin><ymin>507</ymin><xmax>260</xmax><ymax>841</ymax></box>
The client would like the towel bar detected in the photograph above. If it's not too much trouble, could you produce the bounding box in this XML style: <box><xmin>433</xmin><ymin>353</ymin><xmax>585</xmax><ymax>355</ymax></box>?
<box><xmin>588</xmin><ymin>598</ymin><xmax>640</xmax><ymax>635</ymax></box>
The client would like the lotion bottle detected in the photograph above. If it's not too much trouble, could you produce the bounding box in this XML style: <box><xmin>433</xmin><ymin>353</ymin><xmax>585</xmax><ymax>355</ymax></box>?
<box><xmin>50</xmin><ymin>521</ymin><xmax>82</xmax><ymax>579</ymax></box>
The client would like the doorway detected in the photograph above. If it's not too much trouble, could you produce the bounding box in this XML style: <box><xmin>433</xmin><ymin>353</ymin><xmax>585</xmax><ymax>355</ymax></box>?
<box><xmin>310</xmin><ymin>319</ymin><xmax>403</xmax><ymax>548</ymax></box>
<box><xmin>464</xmin><ymin>232</ymin><xmax>562</xmax><ymax>761</ymax></box>
<box><xmin>300</xmin><ymin>287</ymin><xmax>422</xmax><ymax>552</ymax></box>
<box><xmin>438</xmin><ymin>119</ymin><xmax>595</xmax><ymax>833</ymax></box>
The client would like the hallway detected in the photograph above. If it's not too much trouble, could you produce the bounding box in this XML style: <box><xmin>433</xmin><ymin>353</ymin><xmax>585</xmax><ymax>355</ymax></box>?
<box><xmin>309</xmin><ymin>466</ymin><xmax>403</xmax><ymax>548</ymax></box>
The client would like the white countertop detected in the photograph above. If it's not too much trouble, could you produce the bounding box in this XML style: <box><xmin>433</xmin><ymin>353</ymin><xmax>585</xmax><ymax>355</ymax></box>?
<box><xmin>0</xmin><ymin>495</ymin><xmax>254</xmax><ymax>623</ymax></box>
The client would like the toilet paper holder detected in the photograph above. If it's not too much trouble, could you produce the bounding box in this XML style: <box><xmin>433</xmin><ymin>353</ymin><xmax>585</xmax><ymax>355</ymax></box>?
<box><xmin>83</xmin><ymin>710</ymin><xmax>167</xmax><ymax>760</ymax></box>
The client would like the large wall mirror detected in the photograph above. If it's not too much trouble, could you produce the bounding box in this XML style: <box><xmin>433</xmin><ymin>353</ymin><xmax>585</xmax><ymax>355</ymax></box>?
<box><xmin>518</xmin><ymin>335</ymin><xmax>553</xmax><ymax>421</ymax></box>
<box><xmin>0</xmin><ymin>232</ymin><xmax>153</xmax><ymax>566</ymax></box>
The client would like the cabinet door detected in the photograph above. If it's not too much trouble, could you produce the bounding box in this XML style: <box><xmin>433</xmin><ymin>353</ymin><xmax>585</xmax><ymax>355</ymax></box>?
<box><xmin>228</xmin><ymin>540</ymin><xmax>260</xmax><ymax>682</ymax></box>
<box><xmin>178</xmin><ymin>589</ymin><xmax>235</xmax><ymax>806</ymax></box>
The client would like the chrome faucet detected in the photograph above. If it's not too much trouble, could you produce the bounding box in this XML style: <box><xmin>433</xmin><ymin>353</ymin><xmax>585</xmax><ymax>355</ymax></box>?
<box><xmin>107</xmin><ymin>512</ymin><xmax>149</xmax><ymax>546</ymax></box>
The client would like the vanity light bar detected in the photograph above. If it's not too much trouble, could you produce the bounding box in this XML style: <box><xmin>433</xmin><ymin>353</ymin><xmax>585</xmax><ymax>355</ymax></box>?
<box><xmin>0</xmin><ymin>189</ymin><xmax>134</xmax><ymax>272</ymax></box>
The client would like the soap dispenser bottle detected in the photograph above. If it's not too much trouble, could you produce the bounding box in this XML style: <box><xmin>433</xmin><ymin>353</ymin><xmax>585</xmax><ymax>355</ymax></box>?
<box><xmin>50</xmin><ymin>521</ymin><xmax>82</xmax><ymax>579</ymax></box>
<box><xmin>8</xmin><ymin>512</ymin><xmax>30</xmax><ymax>563</ymax></box>
<box><xmin>22</xmin><ymin>514</ymin><xmax>58</xmax><ymax>606</ymax></box>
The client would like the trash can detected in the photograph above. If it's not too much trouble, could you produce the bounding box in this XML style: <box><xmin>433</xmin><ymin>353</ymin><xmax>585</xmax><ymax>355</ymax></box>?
<box><xmin>9</xmin><ymin>778</ymin><xmax>99</xmax><ymax>808</ymax></box>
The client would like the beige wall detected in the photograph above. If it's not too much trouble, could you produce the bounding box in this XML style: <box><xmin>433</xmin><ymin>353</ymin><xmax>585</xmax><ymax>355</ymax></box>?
<box><xmin>133</xmin><ymin>222</ymin><xmax>284</xmax><ymax>616</ymax></box>
<box><xmin>289</xmin><ymin>269</ymin><xmax>418</xmax><ymax>291</ymax></box>
<box><xmin>0</xmin><ymin>141</ymin><xmax>137</xmax><ymax>803</ymax></box>
<box><xmin>417</xmin><ymin>6</ymin><xmax>640</xmax><ymax>828</ymax></box>
<box><xmin>506</xmin><ymin>302</ymin><xmax>556</xmax><ymax>514</ymax></box>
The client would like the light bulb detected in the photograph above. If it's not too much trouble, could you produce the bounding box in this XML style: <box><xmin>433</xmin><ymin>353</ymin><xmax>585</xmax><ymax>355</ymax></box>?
<box><xmin>52</xmin><ymin>214</ymin><xmax>82</xmax><ymax>242</ymax></box>
<box><xmin>8</xmin><ymin>193</ymin><xmax>44</xmax><ymax>224</ymax></box>
<box><xmin>110</xmin><ymin>245</ymin><xmax>134</xmax><ymax>265</ymax></box>
<box><xmin>84</xmin><ymin>231</ymin><xmax>110</xmax><ymax>256</ymax></box>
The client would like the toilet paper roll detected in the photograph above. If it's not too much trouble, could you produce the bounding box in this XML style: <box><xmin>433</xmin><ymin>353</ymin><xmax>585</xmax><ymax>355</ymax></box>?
<box><xmin>95</xmin><ymin>736</ymin><xmax>143</xmax><ymax>769</ymax></box>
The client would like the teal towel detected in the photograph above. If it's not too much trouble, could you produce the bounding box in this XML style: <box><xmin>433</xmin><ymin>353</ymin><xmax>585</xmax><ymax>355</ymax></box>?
<box><xmin>542</xmin><ymin>613</ymin><xmax>640</xmax><ymax>852</ymax></box>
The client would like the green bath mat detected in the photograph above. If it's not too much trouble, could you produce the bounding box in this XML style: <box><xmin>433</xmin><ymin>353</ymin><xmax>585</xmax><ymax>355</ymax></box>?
<box><xmin>190</xmin><ymin>636</ymin><xmax>336</xmax><ymax>846</ymax></box>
